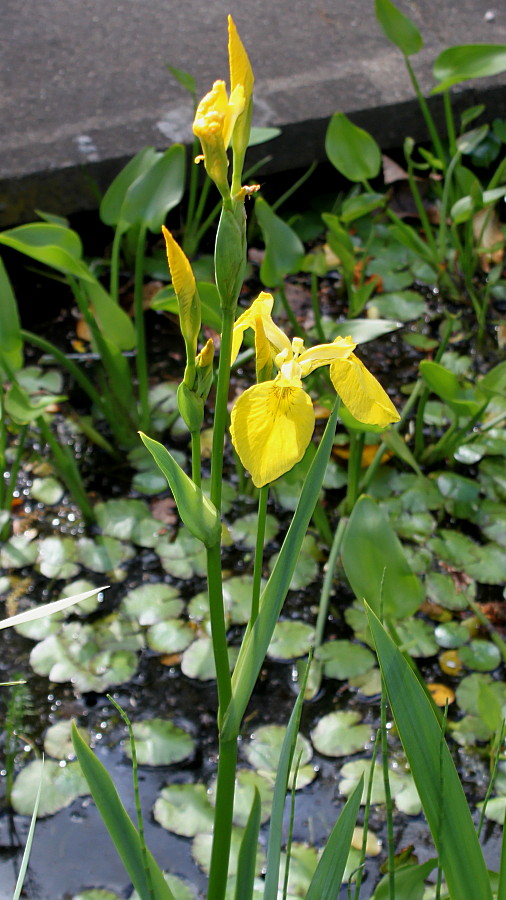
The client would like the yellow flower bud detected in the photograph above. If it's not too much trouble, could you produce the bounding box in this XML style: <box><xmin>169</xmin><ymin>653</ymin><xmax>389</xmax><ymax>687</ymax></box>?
<box><xmin>162</xmin><ymin>226</ymin><xmax>200</xmax><ymax>359</ymax></box>
<box><xmin>193</xmin><ymin>80</ymin><xmax>245</xmax><ymax>198</ymax></box>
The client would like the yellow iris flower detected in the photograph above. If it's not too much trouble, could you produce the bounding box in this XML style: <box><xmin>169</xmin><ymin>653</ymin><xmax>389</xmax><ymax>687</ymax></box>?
<box><xmin>193</xmin><ymin>80</ymin><xmax>245</xmax><ymax>197</ymax></box>
<box><xmin>229</xmin><ymin>293</ymin><xmax>400</xmax><ymax>487</ymax></box>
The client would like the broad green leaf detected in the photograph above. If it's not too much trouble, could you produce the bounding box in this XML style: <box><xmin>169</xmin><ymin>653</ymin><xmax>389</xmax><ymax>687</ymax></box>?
<box><xmin>459</xmin><ymin>639</ymin><xmax>501</xmax><ymax>672</ymax></box>
<box><xmin>0</xmin><ymin>223</ymin><xmax>94</xmax><ymax>281</ymax></box>
<box><xmin>267</xmin><ymin>621</ymin><xmax>315</xmax><ymax>661</ymax></box>
<box><xmin>120</xmin><ymin>144</ymin><xmax>186</xmax><ymax>232</ymax></box>
<box><xmin>248</xmin><ymin>126</ymin><xmax>281</xmax><ymax>146</ymax></box>
<box><xmin>121</xmin><ymin>583</ymin><xmax>183</xmax><ymax>625</ymax></box>
<box><xmin>341</xmin><ymin>495</ymin><xmax>423</xmax><ymax>619</ymax></box>
<box><xmin>244</xmin><ymin>724</ymin><xmax>314</xmax><ymax>790</ymax></box>
<box><xmin>192</xmin><ymin>827</ymin><xmax>265</xmax><ymax>878</ymax></box>
<box><xmin>311</xmin><ymin>711</ymin><xmax>371</xmax><ymax>757</ymax></box>
<box><xmin>326</xmin><ymin>113</ymin><xmax>381</xmax><ymax>182</ymax></box>
<box><xmin>146</xmin><ymin>620</ymin><xmax>194</xmax><ymax>653</ymax></box>
<box><xmin>44</xmin><ymin>720</ymin><xmax>89</xmax><ymax>760</ymax></box>
<box><xmin>316</xmin><ymin>639</ymin><xmax>375</xmax><ymax>679</ymax></box>
<box><xmin>375</xmin><ymin>0</ymin><xmax>423</xmax><ymax>56</ymax></box>
<box><xmin>100</xmin><ymin>147</ymin><xmax>160</xmax><ymax>226</ymax></box>
<box><xmin>341</xmin><ymin>192</ymin><xmax>386</xmax><ymax>222</ymax></box>
<box><xmin>366</xmin><ymin>605</ymin><xmax>493</xmax><ymax>900</ymax></box>
<box><xmin>0</xmin><ymin>257</ymin><xmax>23</xmax><ymax>373</ymax></box>
<box><xmin>140</xmin><ymin>433</ymin><xmax>221</xmax><ymax>548</ymax></box>
<box><xmin>72</xmin><ymin>724</ymin><xmax>175</xmax><ymax>900</ymax></box>
<box><xmin>369</xmin><ymin>291</ymin><xmax>427</xmax><ymax>321</ymax></box>
<box><xmin>123</xmin><ymin>719</ymin><xmax>195</xmax><ymax>766</ymax></box>
<box><xmin>371</xmin><ymin>859</ymin><xmax>437</xmax><ymax>900</ymax></box>
<box><xmin>255</xmin><ymin>196</ymin><xmax>305</xmax><ymax>286</ymax></box>
<box><xmin>180</xmin><ymin>636</ymin><xmax>238</xmax><ymax>681</ymax></box>
<box><xmin>5</xmin><ymin>380</ymin><xmax>66</xmax><ymax>424</ymax></box>
<box><xmin>154</xmin><ymin>783</ymin><xmax>214</xmax><ymax>837</ymax></box>
<box><xmin>420</xmin><ymin>360</ymin><xmax>484</xmax><ymax>416</ymax></box>
<box><xmin>11</xmin><ymin>759</ymin><xmax>88</xmax><ymax>817</ymax></box>
<box><xmin>83</xmin><ymin>280</ymin><xmax>136</xmax><ymax>350</ymax></box>
<box><xmin>433</xmin><ymin>44</ymin><xmax>506</xmax><ymax>93</ymax></box>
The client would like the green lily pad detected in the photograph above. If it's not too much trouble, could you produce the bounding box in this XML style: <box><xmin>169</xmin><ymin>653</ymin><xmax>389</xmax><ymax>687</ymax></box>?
<box><xmin>59</xmin><ymin>579</ymin><xmax>102</xmax><ymax>616</ymax></box>
<box><xmin>188</xmin><ymin>576</ymin><xmax>261</xmax><ymax>627</ymax></box>
<box><xmin>146</xmin><ymin>620</ymin><xmax>194</xmax><ymax>653</ymax></box>
<box><xmin>339</xmin><ymin>759</ymin><xmax>421</xmax><ymax>814</ymax></box>
<box><xmin>11</xmin><ymin>759</ymin><xmax>89</xmax><ymax>817</ymax></box>
<box><xmin>44</xmin><ymin>720</ymin><xmax>89</xmax><ymax>760</ymax></box>
<box><xmin>36</xmin><ymin>536</ymin><xmax>80</xmax><ymax>580</ymax></box>
<box><xmin>436</xmin><ymin>472</ymin><xmax>480</xmax><ymax>518</ymax></box>
<box><xmin>473</xmin><ymin>500</ymin><xmax>506</xmax><ymax>548</ymax></box>
<box><xmin>208</xmin><ymin>769</ymin><xmax>274</xmax><ymax>827</ymax></box>
<box><xmin>95</xmin><ymin>498</ymin><xmax>152</xmax><ymax>540</ymax></box>
<box><xmin>278</xmin><ymin>844</ymin><xmax>318</xmax><ymax>896</ymax></box>
<box><xmin>316</xmin><ymin>640</ymin><xmax>375</xmax><ymax>680</ymax></box>
<box><xmin>181</xmin><ymin>636</ymin><xmax>238</xmax><ymax>681</ymax></box>
<box><xmin>388</xmin><ymin>510</ymin><xmax>436</xmax><ymax>542</ymax></box>
<box><xmin>121</xmin><ymin>583</ymin><xmax>183</xmax><ymax>625</ymax></box>
<box><xmin>459</xmin><ymin>639</ymin><xmax>501</xmax><ymax>672</ymax></box>
<box><xmin>129</xmin><ymin>874</ymin><xmax>197</xmax><ymax>900</ymax></box>
<box><xmin>267</xmin><ymin>621</ymin><xmax>315</xmax><ymax>661</ymax></box>
<box><xmin>396</xmin><ymin>618</ymin><xmax>439</xmax><ymax>657</ymax></box>
<box><xmin>434</xmin><ymin>621</ymin><xmax>470</xmax><ymax>649</ymax></box>
<box><xmin>72</xmin><ymin>892</ymin><xmax>121</xmax><ymax>900</ymax></box>
<box><xmin>464</xmin><ymin>542</ymin><xmax>506</xmax><ymax>584</ymax></box>
<box><xmin>349</xmin><ymin>667</ymin><xmax>382</xmax><ymax>697</ymax></box>
<box><xmin>153</xmin><ymin>783</ymin><xmax>214</xmax><ymax>836</ymax></box>
<box><xmin>14</xmin><ymin>601</ymin><xmax>64</xmax><ymax>639</ymax></box>
<box><xmin>124</xmin><ymin>718</ymin><xmax>195</xmax><ymax>766</ymax></box>
<box><xmin>157</xmin><ymin>531</ymin><xmax>207</xmax><ymax>579</ymax></box>
<box><xmin>293</xmin><ymin>656</ymin><xmax>323</xmax><ymax>701</ymax></box>
<box><xmin>449</xmin><ymin>715</ymin><xmax>494</xmax><ymax>746</ymax></box>
<box><xmin>268</xmin><ymin>534</ymin><xmax>321</xmax><ymax>591</ymax></box>
<box><xmin>192</xmin><ymin>826</ymin><xmax>265</xmax><ymax>877</ymax></box>
<box><xmin>368</xmin><ymin>291</ymin><xmax>427</xmax><ymax>321</ymax></box>
<box><xmin>455</xmin><ymin>673</ymin><xmax>506</xmax><ymax>716</ymax></box>
<box><xmin>479</xmin><ymin>457</ymin><xmax>506</xmax><ymax>501</ymax></box>
<box><xmin>477</xmin><ymin>796</ymin><xmax>506</xmax><ymax>825</ymax></box>
<box><xmin>31</xmin><ymin>476</ymin><xmax>65</xmax><ymax>506</ymax></box>
<box><xmin>243</xmin><ymin>724</ymin><xmax>315</xmax><ymax>789</ymax></box>
<box><xmin>311</xmin><ymin>711</ymin><xmax>371</xmax><ymax>757</ymax></box>
<box><xmin>76</xmin><ymin>536</ymin><xmax>135</xmax><ymax>574</ymax></box>
<box><xmin>228</xmin><ymin>513</ymin><xmax>278</xmax><ymax>550</ymax></box>
<box><xmin>0</xmin><ymin>533</ymin><xmax>39</xmax><ymax>569</ymax></box>
<box><xmin>425</xmin><ymin>572</ymin><xmax>475</xmax><ymax>610</ymax></box>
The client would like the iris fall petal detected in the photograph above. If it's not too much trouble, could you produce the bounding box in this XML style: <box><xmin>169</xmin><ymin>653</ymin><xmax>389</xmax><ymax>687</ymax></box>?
<box><xmin>330</xmin><ymin>354</ymin><xmax>400</xmax><ymax>426</ymax></box>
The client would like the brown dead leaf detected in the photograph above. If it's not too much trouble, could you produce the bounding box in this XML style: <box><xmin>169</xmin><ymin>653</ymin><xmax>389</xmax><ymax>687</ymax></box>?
<box><xmin>143</xmin><ymin>280</ymin><xmax>165</xmax><ymax>306</ymax></box>
<box><xmin>159</xmin><ymin>653</ymin><xmax>183</xmax><ymax>666</ymax></box>
<box><xmin>427</xmin><ymin>682</ymin><xmax>456</xmax><ymax>706</ymax></box>
<box><xmin>76</xmin><ymin>317</ymin><xmax>92</xmax><ymax>342</ymax></box>
<box><xmin>149</xmin><ymin>496</ymin><xmax>177</xmax><ymax>525</ymax></box>
<box><xmin>382</xmin><ymin>154</ymin><xmax>409</xmax><ymax>185</ymax></box>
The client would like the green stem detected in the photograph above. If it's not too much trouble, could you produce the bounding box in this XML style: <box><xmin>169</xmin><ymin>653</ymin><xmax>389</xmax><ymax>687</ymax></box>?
<box><xmin>251</xmin><ymin>485</ymin><xmax>269</xmax><ymax>625</ymax></box>
<box><xmin>345</xmin><ymin>432</ymin><xmax>364</xmax><ymax>513</ymax></box>
<box><xmin>271</xmin><ymin>161</ymin><xmax>317</xmax><ymax>213</ymax></box>
<box><xmin>310</xmin><ymin>272</ymin><xmax>326</xmax><ymax>342</ymax></box>
<box><xmin>133</xmin><ymin>223</ymin><xmax>150</xmax><ymax>432</ymax></box>
<box><xmin>381</xmin><ymin>683</ymin><xmax>395</xmax><ymax>900</ymax></box>
<box><xmin>210</xmin><ymin>307</ymin><xmax>235</xmax><ymax>512</ymax></box>
<box><xmin>0</xmin><ymin>387</ymin><xmax>6</xmax><ymax>509</ymax></box>
<box><xmin>405</xmin><ymin>57</ymin><xmax>446</xmax><ymax>166</ymax></box>
<box><xmin>207</xmin><ymin>737</ymin><xmax>238</xmax><ymax>900</ymax></box>
<box><xmin>191</xmin><ymin>430</ymin><xmax>201</xmax><ymax>488</ymax></box>
<box><xmin>37</xmin><ymin>416</ymin><xmax>94</xmax><ymax>525</ymax></box>
<box><xmin>206</xmin><ymin>542</ymin><xmax>232</xmax><ymax>718</ymax></box>
<box><xmin>314</xmin><ymin>517</ymin><xmax>348</xmax><ymax>646</ymax></box>
<box><xmin>353</xmin><ymin>729</ymin><xmax>381</xmax><ymax>900</ymax></box>
<box><xmin>406</xmin><ymin>156</ymin><xmax>438</xmax><ymax>260</ymax></box>
<box><xmin>109</xmin><ymin>224</ymin><xmax>125</xmax><ymax>304</ymax></box>
<box><xmin>185</xmin><ymin>137</ymin><xmax>202</xmax><ymax>240</ymax></box>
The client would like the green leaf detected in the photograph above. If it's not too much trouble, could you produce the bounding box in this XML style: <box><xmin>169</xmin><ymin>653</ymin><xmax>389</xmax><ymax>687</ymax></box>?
<box><xmin>420</xmin><ymin>360</ymin><xmax>484</xmax><ymax>416</ymax></box>
<box><xmin>123</xmin><ymin>719</ymin><xmax>195</xmax><ymax>766</ymax></box>
<box><xmin>316</xmin><ymin>639</ymin><xmax>375</xmax><ymax>679</ymax></box>
<box><xmin>100</xmin><ymin>148</ymin><xmax>161</xmax><ymax>226</ymax></box>
<box><xmin>326</xmin><ymin>113</ymin><xmax>381</xmax><ymax>182</ymax></box>
<box><xmin>305</xmin><ymin>777</ymin><xmax>363</xmax><ymax>900</ymax></box>
<box><xmin>11</xmin><ymin>759</ymin><xmax>88</xmax><ymax>817</ymax></box>
<box><xmin>121</xmin><ymin>144</ymin><xmax>186</xmax><ymax>232</ymax></box>
<box><xmin>371</xmin><ymin>859</ymin><xmax>437</xmax><ymax>900</ymax></box>
<box><xmin>0</xmin><ymin>223</ymin><xmax>94</xmax><ymax>281</ymax></box>
<box><xmin>369</xmin><ymin>290</ymin><xmax>427</xmax><ymax>321</ymax></box>
<box><xmin>166</xmin><ymin>65</ymin><xmax>196</xmax><ymax>95</ymax></box>
<box><xmin>248</xmin><ymin>126</ymin><xmax>281</xmax><ymax>147</ymax></box>
<box><xmin>255</xmin><ymin>196</ymin><xmax>305</xmax><ymax>286</ymax></box>
<box><xmin>311</xmin><ymin>711</ymin><xmax>371</xmax><ymax>757</ymax></box>
<box><xmin>366</xmin><ymin>605</ymin><xmax>493</xmax><ymax>900</ymax></box>
<box><xmin>71</xmin><ymin>723</ymin><xmax>175</xmax><ymax>900</ymax></box>
<box><xmin>234</xmin><ymin>787</ymin><xmax>261</xmax><ymax>900</ymax></box>
<box><xmin>154</xmin><ymin>783</ymin><xmax>214</xmax><ymax>837</ymax></box>
<box><xmin>341</xmin><ymin>496</ymin><xmax>423</xmax><ymax>619</ymax></box>
<box><xmin>0</xmin><ymin>257</ymin><xmax>23</xmax><ymax>374</ymax></box>
<box><xmin>139</xmin><ymin>433</ymin><xmax>221</xmax><ymax>548</ymax></box>
<box><xmin>375</xmin><ymin>0</ymin><xmax>423</xmax><ymax>56</ymax></box>
<box><xmin>267</xmin><ymin>621</ymin><xmax>315</xmax><ymax>661</ymax></box>
<box><xmin>83</xmin><ymin>280</ymin><xmax>136</xmax><ymax>350</ymax></box>
<box><xmin>459</xmin><ymin>639</ymin><xmax>501</xmax><ymax>672</ymax></box>
<box><xmin>433</xmin><ymin>44</ymin><xmax>506</xmax><ymax>93</ymax></box>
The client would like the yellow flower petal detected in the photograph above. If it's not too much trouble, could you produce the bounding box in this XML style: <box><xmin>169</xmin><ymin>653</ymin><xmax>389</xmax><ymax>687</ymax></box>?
<box><xmin>228</xmin><ymin>15</ymin><xmax>254</xmax><ymax>104</ymax></box>
<box><xmin>229</xmin><ymin>380</ymin><xmax>315</xmax><ymax>487</ymax></box>
<box><xmin>162</xmin><ymin>226</ymin><xmax>200</xmax><ymax>351</ymax></box>
<box><xmin>298</xmin><ymin>335</ymin><xmax>356</xmax><ymax>375</ymax></box>
<box><xmin>330</xmin><ymin>353</ymin><xmax>400</xmax><ymax>426</ymax></box>
<box><xmin>231</xmin><ymin>291</ymin><xmax>290</xmax><ymax>364</ymax></box>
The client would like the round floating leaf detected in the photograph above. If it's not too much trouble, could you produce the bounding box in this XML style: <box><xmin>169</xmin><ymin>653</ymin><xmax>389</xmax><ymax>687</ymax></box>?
<box><xmin>394</xmin><ymin>777</ymin><xmax>422</xmax><ymax>816</ymax></box>
<box><xmin>279</xmin><ymin>844</ymin><xmax>318</xmax><ymax>896</ymax></box>
<box><xmin>59</xmin><ymin>579</ymin><xmax>102</xmax><ymax>616</ymax></box>
<box><xmin>11</xmin><ymin>759</ymin><xmax>89</xmax><ymax>817</ymax></box>
<box><xmin>192</xmin><ymin>826</ymin><xmax>265</xmax><ymax>877</ymax></box>
<box><xmin>124</xmin><ymin>718</ymin><xmax>194</xmax><ymax>766</ymax></box>
<box><xmin>228</xmin><ymin>513</ymin><xmax>278</xmax><ymax>550</ymax></box>
<box><xmin>181</xmin><ymin>636</ymin><xmax>238</xmax><ymax>681</ymax></box>
<box><xmin>157</xmin><ymin>531</ymin><xmax>207</xmax><ymax>579</ymax></box>
<box><xmin>311</xmin><ymin>711</ymin><xmax>371</xmax><ymax>757</ymax></box>
<box><xmin>478</xmin><ymin>796</ymin><xmax>506</xmax><ymax>825</ymax></box>
<box><xmin>0</xmin><ymin>534</ymin><xmax>39</xmax><ymax>569</ymax></box>
<box><xmin>146</xmin><ymin>620</ymin><xmax>194</xmax><ymax>654</ymax></box>
<box><xmin>188</xmin><ymin>576</ymin><xmax>263</xmax><ymax>626</ymax></box>
<box><xmin>456</xmin><ymin>673</ymin><xmax>506</xmax><ymax>717</ymax></box>
<box><xmin>459</xmin><ymin>639</ymin><xmax>501</xmax><ymax>672</ymax></box>
<box><xmin>267</xmin><ymin>621</ymin><xmax>315</xmax><ymax>661</ymax></box>
<box><xmin>464</xmin><ymin>542</ymin><xmax>506</xmax><ymax>585</ymax></box>
<box><xmin>339</xmin><ymin>759</ymin><xmax>420</xmax><ymax>814</ymax></box>
<box><xmin>31</xmin><ymin>476</ymin><xmax>65</xmax><ymax>506</ymax></box>
<box><xmin>425</xmin><ymin>572</ymin><xmax>475</xmax><ymax>610</ymax></box>
<box><xmin>434</xmin><ymin>622</ymin><xmax>470</xmax><ymax>649</ymax></box>
<box><xmin>450</xmin><ymin>714</ymin><xmax>493</xmax><ymax>746</ymax></box>
<box><xmin>316</xmin><ymin>640</ymin><xmax>375</xmax><ymax>680</ymax></box>
<box><xmin>208</xmin><ymin>769</ymin><xmax>274</xmax><ymax>827</ymax></box>
<box><xmin>44</xmin><ymin>720</ymin><xmax>89</xmax><ymax>760</ymax></box>
<box><xmin>396</xmin><ymin>618</ymin><xmax>439</xmax><ymax>657</ymax></box>
<box><xmin>95</xmin><ymin>498</ymin><xmax>152</xmax><ymax>541</ymax></box>
<box><xmin>76</xmin><ymin>536</ymin><xmax>135</xmax><ymax>574</ymax></box>
<box><xmin>72</xmin><ymin>892</ymin><xmax>121</xmax><ymax>900</ymax></box>
<box><xmin>349</xmin><ymin>667</ymin><xmax>382</xmax><ymax>697</ymax></box>
<box><xmin>36</xmin><ymin>536</ymin><xmax>80</xmax><ymax>580</ymax></box>
<box><xmin>14</xmin><ymin>602</ymin><xmax>64</xmax><ymax>639</ymax></box>
<box><xmin>154</xmin><ymin>783</ymin><xmax>214</xmax><ymax>837</ymax></box>
<box><xmin>121</xmin><ymin>583</ymin><xmax>183</xmax><ymax>626</ymax></box>
<box><xmin>293</xmin><ymin>656</ymin><xmax>323</xmax><ymax>701</ymax></box>
<box><xmin>129</xmin><ymin>873</ymin><xmax>197</xmax><ymax>900</ymax></box>
<box><xmin>368</xmin><ymin>291</ymin><xmax>427</xmax><ymax>321</ymax></box>
<box><xmin>244</xmin><ymin>724</ymin><xmax>315</xmax><ymax>789</ymax></box>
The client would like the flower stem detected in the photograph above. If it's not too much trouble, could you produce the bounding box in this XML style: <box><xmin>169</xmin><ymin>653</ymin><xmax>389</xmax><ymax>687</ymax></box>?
<box><xmin>133</xmin><ymin>223</ymin><xmax>151</xmax><ymax>432</ymax></box>
<box><xmin>314</xmin><ymin>516</ymin><xmax>348</xmax><ymax>647</ymax></box>
<box><xmin>210</xmin><ymin>307</ymin><xmax>235</xmax><ymax>512</ymax></box>
<box><xmin>207</xmin><ymin>736</ymin><xmax>239</xmax><ymax>900</ymax></box>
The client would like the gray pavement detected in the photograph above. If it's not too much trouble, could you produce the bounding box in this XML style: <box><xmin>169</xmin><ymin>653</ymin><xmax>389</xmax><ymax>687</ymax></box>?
<box><xmin>1</xmin><ymin>0</ymin><xmax>506</xmax><ymax>225</ymax></box>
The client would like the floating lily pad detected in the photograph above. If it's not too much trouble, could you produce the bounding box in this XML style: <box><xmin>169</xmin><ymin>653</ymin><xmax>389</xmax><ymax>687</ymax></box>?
<box><xmin>180</xmin><ymin>636</ymin><xmax>238</xmax><ymax>681</ymax></box>
<box><xmin>59</xmin><ymin>579</ymin><xmax>102</xmax><ymax>616</ymax></box>
<box><xmin>129</xmin><ymin>874</ymin><xmax>197</xmax><ymax>900</ymax></box>
<box><xmin>316</xmin><ymin>640</ymin><xmax>375</xmax><ymax>680</ymax></box>
<box><xmin>192</xmin><ymin>826</ymin><xmax>265</xmax><ymax>877</ymax></box>
<box><xmin>14</xmin><ymin>601</ymin><xmax>64</xmax><ymax>639</ymax></box>
<box><xmin>208</xmin><ymin>769</ymin><xmax>274</xmax><ymax>827</ymax></box>
<box><xmin>472</xmin><ymin>500</ymin><xmax>506</xmax><ymax>548</ymax></box>
<box><xmin>396</xmin><ymin>618</ymin><xmax>439</xmax><ymax>657</ymax></box>
<box><xmin>31</xmin><ymin>476</ymin><xmax>65</xmax><ymax>506</ymax></box>
<box><xmin>228</xmin><ymin>512</ymin><xmax>278</xmax><ymax>549</ymax></box>
<box><xmin>464</xmin><ymin>542</ymin><xmax>506</xmax><ymax>585</ymax></box>
<box><xmin>36</xmin><ymin>536</ymin><xmax>80</xmax><ymax>580</ymax></box>
<box><xmin>30</xmin><ymin>614</ymin><xmax>143</xmax><ymax>692</ymax></box>
<box><xmin>425</xmin><ymin>572</ymin><xmax>474</xmax><ymax>610</ymax></box>
<box><xmin>459</xmin><ymin>639</ymin><xmax>501</xmax><ymax>672</ymax></box>
<box><xmin>349</xmin><ymin>667</ymin><xmax>382</xmax><ymax>697</ymax></box>
<box><xmin>293</xmin><ymin>656</ymin><xmax>323</xmax><ymax>701</ymax></box>
<box><xmin>156</xmin><ymin>531</ymin><xmax>207</xmax><ymax>579</ymax></box>
<box><xmin>478</xmin><ymin>796</ymin><xmax>506</xmax><ymax>825</ymax></box>
<box><xmin>146</xmin><ymin>620</ymin><xmax>194</xmax><ymax>653</ymax></box>
<box><xmin>268</xmin><ymin>534</ymin><xmax>321</xmax><ymax>591</ymax></box>
<box><xmin>368</xmin><ymin>291</ymin><xmax>427</xmax><ymax>321</ymax></box>
<box><xmin>121</xmin><ymin>583</ymin><xmax>183</xmax><ymax>625</ymax></box>
<box><xmin>267</xmin><ymin>621</ymin><xmax>315</xmax><ymax>661</ymax></box>
<box><xmin>188</xmin><ymin>576</ymin><xmax>260</xmax><ymax>627</ymax></box>
<box><xmin>44</xmin><ymin>720</ymin><xmax>89</xmax><ymax>760</ymax></box>
<box><xmin>339</xmin><ymin>760</ymin><xmax>421</xmax><ymax>814</ymax></box>
<box><xmin>434</xmin><ymin>621</ymin><xmax>470</xmax><ymax>649</ymax></box>
<box><xmin>124</xmin><ymin>718</ymin><xmax>194</xmax><ymax>766</ymax></box>
<box><xmin>243</xmin><ymin>724</ymin><xmax>315</xmax><ymax>789</ymax></box>
<box><xmin>456</xmin><ymin>673</ymin><xmax>506</xmax><ymax>717</ymax></box>
<box><xmin>450</xmin><ymin>715</ymin><xmax>494</xmax><ymax>746</ymax></box>
<box><xmin>0</xmin><ymin>534</ymin><xmax>39</xmax><ymax>569</ymax></box>
<box><xmin>311</xmin><ymin>711</ymin><xmax>371</xmax><ymax>757</ymax></box>
<box><xmin>278</xmin><ymin>844</ymin><xmax>318</xmax><ymax>896</ymax></box>
<box><xmin>72</xmin><ymin>892</ymin><xmax>121</xmax><ymax>900</ymax></box>
<box><xmin>76</xmin><ymin>536</ymin><xmax>135</xmax><ymax>575</ymax></box>
<box><xmin>154</xmin><ymin>783</ymin><xmax>214</xmax><ymax>836</ymax></box>
<box><xmin>11</xmin><ymin>759</ymin><xmax>89</xmax><ymax>817</ymax></box>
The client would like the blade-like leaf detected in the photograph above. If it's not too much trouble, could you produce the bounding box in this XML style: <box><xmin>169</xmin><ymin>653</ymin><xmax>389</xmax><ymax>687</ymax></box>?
<box><xmin>13</xmin><ymin>757</ymin><xmax>44</xmax><ymax>900</ymax></box>
<box><xmin>234</xmin><ymin>788</ymin><xmax>261</xmax><ymax>900</ymax></box>
<box><xmin>366</xmin><ymin>605</ymin><xmax>493</xmax><ymax>900</ymax></box>
<box><xmin>326</xmin><ymin>113</ymin><xmax>381</xmax><ymax>183</ymax></box>
<box><xmin>72</xmin><ymin>724</ymin><xmax>175</xmax><ymax>900</ymax></box>
<box><xmin>84</xmin><ymin>280</ymin><xmax>136</xmax><ymax>350</ymax></box>
<box><xmin>100</xmin><ymin>147</ymin><xmax>161</xmax><ymax>226</ymax></box>
<box><xmin>341</xmin><ymin>495</ymin><xmax>423</xmax><ymax>619</ymax></box>
<box><xmin>375</xmin><ymin>0</ymin><xmax>423</xmax><ymax>56</ymax></box>
<box><xmin>121</xmin><ymin>145</ymin><xmax>186</xmax><ymax>233</ymax></box>
<box><xmin>305</xmin><ymin>776</ymin><xmax>363</xmax><ymax>900</ymax></box>
<box><xmin>223</xmin><ymin>400</ymin><xmax>340</xmax><ymax>739</ymax></box>
<box><xmin>139</xmin><ymin>433</ymin><xmax>221</xmax><ymax>548</ymax></box>
<box><xmin>0</xmin><ymin>587</ymin><xmax>107</xmax><ymax>631</ymax></box>
<box><xmin>255</xmin><ymin>195</ymin><xmax>305</xmax><ymax>287</ymax></box>
<box><xmin>433</xmin><ymin>44</ymin><xmax>506</xmax><ymax>93</ymax></box>
<box><xmin>0</xmin><ymin>257</ymin><xmax>23</xmax><ymax>374</ymax></box>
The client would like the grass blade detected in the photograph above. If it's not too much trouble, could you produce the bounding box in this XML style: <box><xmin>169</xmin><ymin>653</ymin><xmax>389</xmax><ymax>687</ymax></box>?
<box><xmin>235</xmin><ymin>787</ymin><xmax>262</xmax><ymax>900</ymax></box>
<box><xmin>365</xmin><ymin>603</ymin><xmax>493</xmax><ymax>900</ymax></box>
<box><xmin>12</xmin><ymin>756</ymin><xmax>44</xmax><ymax>900</ymax></box>
<box><xmin>305</xmin><ymin>776</ymin><xmax>363</xmax><ymax>900</ymax></box>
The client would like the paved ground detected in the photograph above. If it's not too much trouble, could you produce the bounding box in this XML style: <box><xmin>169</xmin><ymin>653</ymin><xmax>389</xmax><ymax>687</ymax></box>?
<box><xmin>1</xmin><ymin>0</ymin><xmax>505</xmax><ymax>224</ymax></box>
